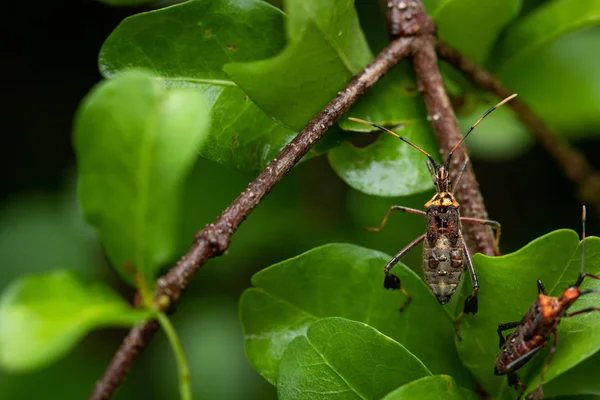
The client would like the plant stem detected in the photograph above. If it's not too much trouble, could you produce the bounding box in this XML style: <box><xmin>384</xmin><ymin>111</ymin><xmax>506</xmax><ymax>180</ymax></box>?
<box><xmin>155</xmin><ymin>312</ymin><xmax>191</xmax><ymax>400</ymax></box>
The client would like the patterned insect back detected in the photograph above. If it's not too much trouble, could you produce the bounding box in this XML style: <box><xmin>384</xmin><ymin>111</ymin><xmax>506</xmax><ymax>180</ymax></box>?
<box><xmin>423</xmin><ymin>201</ymin><xmax>465</xmax><ymax>304</ymax></box>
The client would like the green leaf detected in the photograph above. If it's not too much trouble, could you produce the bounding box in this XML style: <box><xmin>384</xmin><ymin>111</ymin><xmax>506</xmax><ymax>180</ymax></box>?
<box><xmin>495</xmin><ymin>0</ymin><xmax>600</xmax><ymax>72</ymax></box>
<box><xmin>239</xmin><ymin>243</ymin><xmax>473</xmax><ymax>386</ymax></box>
<box><xmin>381</xmin><ymin>375</ymin><xmax>479</xmax><ymax>400</ymax></box>
<box><xmin>542</xmin><ymin>351</ymin><xmax>600</xmax><ymax>398</ymax></box>
<box><xmin>277</xmin><ymin>317</ymin><xmax>432</xmax><ymax>400</ymax></box>
<box><xmin>99</xmin><ymin>0</ymin><xmax>300</xmax><ymax>172</ymax></box>
<box><xmin>328</xmin><ymin>122</ymin><xmax>438</xmax><ymax>197</ymax></box>
<box><xmin>74</xmin><ymin>71</ymin><xmax>209</xmax><ymax>285</ymax></box>
<box><xmin>456</xmin><ymin>230</ymin><xmax>600</xmax><ymax>398</ymax></box>
<box><xmin>224</xmin><ymin>0</ymin><xmax>372</xmax><ymax>131</ymax></box>
<box><xmin>0</xmin><ymin>271</ymin><xmax>150</xmax><ymax>372</ymax></box>
<box><xmin>497</xmin><ymin>27</ymin><xmax>600</xmax><ymax>137</ymax></box>
<box><xmin>430</xmin><ymin>0</ymin><xmax>522</xmax><ymax>64</ymax></box>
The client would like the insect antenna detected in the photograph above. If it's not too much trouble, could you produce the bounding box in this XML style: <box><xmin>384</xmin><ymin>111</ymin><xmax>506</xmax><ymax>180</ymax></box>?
<box><xmin>576</xmin><ymin>205</ymin><xmax>587</xmax><ymax>287</ymax></box>
<box><xmin>445</xmin><ymin>93</ymin><xmax>518</xmax><ymax>168</ymax></box>
<box><xmin>348</xmin><ymin>117</ymin><xmax>438</xmax><ymax>167</ymax></box>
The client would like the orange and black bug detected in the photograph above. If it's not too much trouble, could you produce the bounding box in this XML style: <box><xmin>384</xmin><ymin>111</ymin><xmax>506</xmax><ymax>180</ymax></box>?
<box><xmin>349</xmin><ymin>93</ymin><xmax>516</xmax><ymax>337</ymax></box>
<box><xmin>494</xmin><ymin>206</ymin><xmax>600</xmax><ymax>400</ymax></box>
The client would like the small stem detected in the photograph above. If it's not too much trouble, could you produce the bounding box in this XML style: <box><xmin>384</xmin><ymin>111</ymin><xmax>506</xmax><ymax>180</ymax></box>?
<box><xmin>155</xmin><ymin>312</ymin><xmax>191</xmax><ymax>400</ymax></box>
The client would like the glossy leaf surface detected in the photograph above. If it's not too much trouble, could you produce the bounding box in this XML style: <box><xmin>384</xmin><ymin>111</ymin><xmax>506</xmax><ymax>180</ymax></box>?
<box><xmin>278</xmin><ymin>317</ymin><xmax>431</xmax><ymax>400</ymax></box>
<box><xmin>99</xmin><ymin>0</ymin><xmax>299</xmax><ymax>172</ymax></box>
<box><xmin>328</xmin><ymin>121</ymin><xmax>438</xmax><ymax>197</ymax></box>
<box><xmin>224</xmin><ymin>0</ymin><xmax>372</xmax><ymax>131</ymax></box>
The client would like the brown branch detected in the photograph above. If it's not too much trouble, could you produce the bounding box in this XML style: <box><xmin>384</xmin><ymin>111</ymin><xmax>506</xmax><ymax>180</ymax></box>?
<box><xmin>393</xmin><ymin>1</ymin><xmax>497</xmax><ymax>255</ymax></box>
<box><xmin>435</xmin><ymin>40</ymin><xmax>600</xmax><ymax>216</ymax></box>
<box><xmin>89</xmin><ymin>36</ymin><xmax>414</xmax><ymax>400</ymax></box>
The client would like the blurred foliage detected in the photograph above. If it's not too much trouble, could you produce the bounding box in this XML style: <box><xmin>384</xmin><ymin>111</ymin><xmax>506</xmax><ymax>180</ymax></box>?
<box><xmin>0</xmin><ymin>271</ymin><xmax>150</xmax><ymax>372</ymax></box>
<box><xmin>382</xmin><ymin>375</ymin><xmax>479</xmax><ymax>400</ymax></box>
<box><xmin>3</xmin><ymin>0</ymin><xmax>600</xmax><ymax>399</ymax></box>
<box><xmin>75</xmin><ymin>72</ymin><xmax>210</xmax><ymax>285</ymax></box>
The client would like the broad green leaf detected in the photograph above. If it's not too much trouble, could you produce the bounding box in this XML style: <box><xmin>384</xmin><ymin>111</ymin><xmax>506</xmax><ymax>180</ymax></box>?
<box><xmin>328</xmin><ymin>121</ymin><xmax>438</xmax><ymax>196</ymax></box>
<box><xmin>239</xmin><ymin>243</ymin><xmax>473</xmax><ymax>386</ymax></box>
<box><xmin>382</xmin><ymin>375</ymin><xmax>478</xmax><ymax>400</ymax></box>
<box><xmin>99</xmin><ymin>0</ymin><xmax>300</xmax><ymax>172</ymax></box>
<box><xmin>431</xmin><ymin>0</ymin><xmax>522</xmax><ymax>64</ymax></box>
<box><xmin>541</xmin><ymin>351</ymin><xmax>600</xmax><ymax>398</ymax></box>
<box><xmin>0</xmin><ymin>271</ymin><xmax>150</xmax><ymax>372</ymax></box>
<box><xmin>497</xmin><ymin>27</ymin><xmax>600</xmax><ymax>137</ymax></box>
<box><xmin>74</xmin><ymin>72</ymin><xmax>209</xmax><ymax>285</ymax></box>
<box><xmin>277</xmin><ymin>317</ymin><xmax>432</xmax><ymax>400</ymax></box>
<box><xmin>224</xmin><ymin>0</ymin><xmax>372</xmax><ymax>131</ymax></box>
<box><xmin>495</xmin><ymin>0</ymin><xmax>600</xmax><ymax>72</ymax></box>
<box><xmin>456</xmin><ymin>230</ymin><xmax>600</xmax><ymax>398</ymax></box>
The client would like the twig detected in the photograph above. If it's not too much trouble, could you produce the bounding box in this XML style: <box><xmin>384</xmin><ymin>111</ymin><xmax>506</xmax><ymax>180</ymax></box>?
<box><xmin>435</xmin><ymin>40</ymin><xmax>600</xmax><ymax>216</ymax></box>
<box><xmin>89</xmin><ymin>36</ymin><xmax>414</xmax><ymax>400</ymax></box>
<box><xmin>396</xmin><ymin>1</ymin><xmax>498</xmax><ymax>255</ymax></box>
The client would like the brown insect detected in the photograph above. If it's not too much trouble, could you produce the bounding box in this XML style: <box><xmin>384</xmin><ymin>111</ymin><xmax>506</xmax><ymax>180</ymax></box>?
<box><xmin>349</xmin><ymin>93</ymin><xmax>516</xmax><ymax>337</ymax></box>
<box><xmin>494</xmin><ymin>206</ymin><xmax>600</xmax><ymax>399</ymax></box>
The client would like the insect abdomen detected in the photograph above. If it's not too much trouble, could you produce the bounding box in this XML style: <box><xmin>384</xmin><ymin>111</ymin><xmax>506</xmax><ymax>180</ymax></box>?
<box><xmin>424</xmin><ymin>236</ymin><xmax>465</xmax><ymax>304</ymax></box>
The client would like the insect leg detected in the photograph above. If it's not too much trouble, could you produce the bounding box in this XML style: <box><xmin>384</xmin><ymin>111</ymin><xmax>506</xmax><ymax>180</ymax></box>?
<box><xmin>497</xmin><ymin>321</ymin><xmax>520</xmax><ymax>347</ymax></box>
<box><xmin>384</xmin><ymin>233</ymin><xmax>426</xmax><ymax>312</ymax></box>
<box><xmin>566</xmin><ymin>306</ymin><xmax>600</xmax><ymax>318</ymax></box>
<box><xmin>459</xmin><ymin>217</ymin><xmax>502</xmax><ymax>255</ymax></box>
<box><xmin>507</xmin><ymin>372</ymin><xmax>527</xmax><ymax>400</ymax></box>
<box><xmin>533</xmin><ymin>331</ymin><xmax>558</xmax><ymax>398</ymax></box>
<box><xmin>365</xmin><ymin>206</ymin><xmax>426</xmax><ymax>232</ymax></box>
<box><xmin>453</xmin><ymin>235</ymin><xmax>479</xmax><ymax>340</ymax></box>
<box><xmin>451</xmin><ymin>159</ymin><xmax>469</xmax><ymax>195</ymax></box>
<box><xmin>537</xmin><ymin>280</ymin><xmax>547</xmax><ymax>295</ymax></box>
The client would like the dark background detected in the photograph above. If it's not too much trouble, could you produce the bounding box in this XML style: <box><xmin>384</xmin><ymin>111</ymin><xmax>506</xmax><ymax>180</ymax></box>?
<box><xmin>1</xmin><ymin>1</ymin><xmax>597</xmax><ymax>399</ymax></box>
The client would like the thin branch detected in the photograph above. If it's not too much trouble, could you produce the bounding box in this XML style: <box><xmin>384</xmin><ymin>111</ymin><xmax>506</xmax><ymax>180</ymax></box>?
<box><xmin>89</xmin><ymin>36</ymin><xmax>414</xmax><ymax>400</ymax></box>
<box><xmin>435</xmin><ymin>40</ymin><xmax>600</xmax><ymax>216</ymax></box>
<box><xmin>396</xmin><ymin>1</ymin><xmax>497</xmax><ymax>255</ymax></box>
